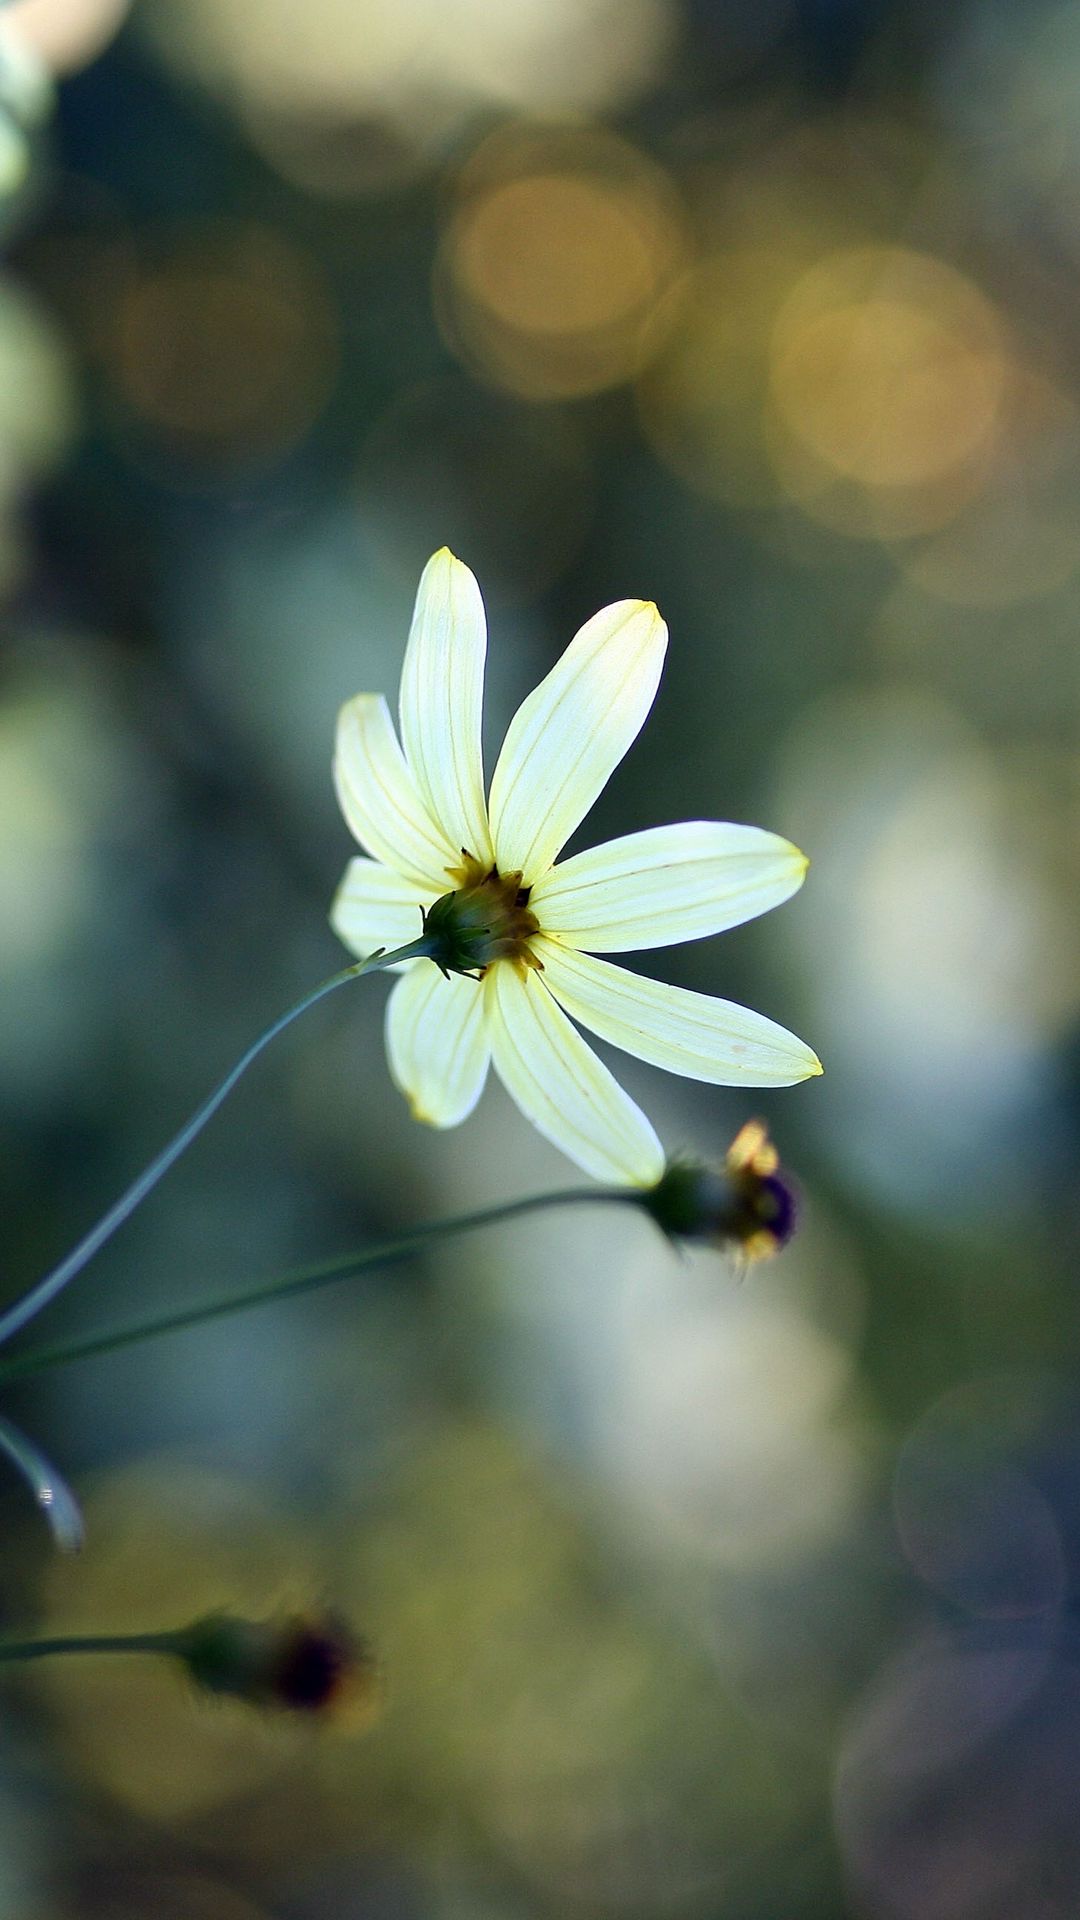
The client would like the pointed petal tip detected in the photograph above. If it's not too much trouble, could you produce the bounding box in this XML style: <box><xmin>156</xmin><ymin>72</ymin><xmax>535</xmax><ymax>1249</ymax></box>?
<box><xmin>774</xmin><ymin>839</ymin><xmax>810</xmax><ymax>895</ymax></box>
<box><xmin>403</xmin><ymin>1075</ymin><xmax>446</xmax><ymax>1127</ymax></box>
<box><xmin>637</xmin><ymin>598</ymin><xmax>665</xmax><ymax>630</ymax></box>
<box><xmin>599</xmin><ymin>596</ymin><xmax>667</xmax><ymax>639</ymax></box>
<box><xmin>406</xmin><ymin>1091</ymin><xmax>466</xmax><ymax>1130</ymax></box>
<box><xmin>772</xmin><ymin>835</ymin><xmax>809</xmax><ymax>876</ymax></box>
<box><xmin>784</xmin><ymin>1037</ymin><xmax>824</xmax><ymax>1082</ymax></box>
<box><xmin>335</xmin><ymin>689</ymin><xmax>378</xmax><ymax>726</ymax></box>
<box><xmin>415</xmin><ymin>547</ymin><xmax>480</xmax><ymax>599</ymax></box>
<box><xmin>424</xmin><ymin>544</ymin><xmax>468</xmax><ymax>577</ymax></box>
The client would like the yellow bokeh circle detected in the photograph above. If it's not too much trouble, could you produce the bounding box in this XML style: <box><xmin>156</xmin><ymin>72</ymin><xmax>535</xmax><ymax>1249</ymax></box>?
<box><xmin>770</xmin><ymin>246</ymin><xmax>1007</xmax><ymax>491</ymax></box>
<box><xmin>436</xmin><ymin>124</ymin><xmax>688</xmax><ymax>400</ymax></box>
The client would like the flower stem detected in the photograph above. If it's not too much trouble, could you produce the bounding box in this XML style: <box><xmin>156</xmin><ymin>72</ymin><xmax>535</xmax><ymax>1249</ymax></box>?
<box><xmin>0</xmin><ymin>940</ymin><xmax>434</xmax><ymax>1352</ymax></box>
<box><xmin>0</xmin><ymin>1414</ymin><xmax>84</xmax><ymax>1550</ymax></box>
<box><xmin>0</xmin><ymin>1612</ymin><xmax>379</xmax><ymax>1720</ymax></box>
<box><xmin>0</xmin><ymin>1186</ymin><xmax>642</xmax><ymax>1386</ymax></box>
<box><xmin>0</xmin><ymin>1630</ymin><xmax>180</xmax><ymax>1665</ymax></box>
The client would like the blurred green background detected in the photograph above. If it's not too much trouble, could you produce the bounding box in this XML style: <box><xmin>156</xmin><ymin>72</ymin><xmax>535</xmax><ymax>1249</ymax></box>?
<box><xmin>1</xmin><ymin>0</ymin><xmax>1080</xmax><ymax>1914</ymax></box>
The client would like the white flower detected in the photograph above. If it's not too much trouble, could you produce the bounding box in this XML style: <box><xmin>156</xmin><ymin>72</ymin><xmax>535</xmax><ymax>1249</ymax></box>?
<box><xmin>330</xmin><ymin>549</ymin><xmax>821</xmax><ymax>1184</ymax></box>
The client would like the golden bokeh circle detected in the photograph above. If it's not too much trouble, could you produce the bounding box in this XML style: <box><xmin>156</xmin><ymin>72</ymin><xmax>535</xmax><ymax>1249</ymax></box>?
<box><xmin>436</xmin><ymin>124</ymin><xmax>688</xmax><ymax>400</ymax></box>
<box><xmin>770</xmin><ymin>247</ymin><xmax>1007</xmax><ymax>491</ymax></box>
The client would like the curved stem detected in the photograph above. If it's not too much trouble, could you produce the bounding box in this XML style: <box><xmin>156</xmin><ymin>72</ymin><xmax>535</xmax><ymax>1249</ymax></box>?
<box><xmin>0</xmin><ymin>940</ymin><xmax>432</xmax><ymax>1352</ymax></box>
<box><xmin>0</xmin><ymin>1415</ymin><xmax>84</xmax><ymax>1551</ymax></box>
<box><xmin>0</xmin><ymin>1186</ymin><xmax>641</xmax><ymax>1386</ymax></box>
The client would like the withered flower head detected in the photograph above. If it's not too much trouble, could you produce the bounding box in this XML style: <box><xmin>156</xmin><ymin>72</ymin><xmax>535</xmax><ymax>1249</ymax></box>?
<box><xmin>179</xmin><ymin>1609</ymin><xmax>381</xmax><ymax>1725</ymax></box>
<box><xmin>640</xmin><ymin>1121</ymin><xmax>798</xmax><ymax>1261</ymax></box>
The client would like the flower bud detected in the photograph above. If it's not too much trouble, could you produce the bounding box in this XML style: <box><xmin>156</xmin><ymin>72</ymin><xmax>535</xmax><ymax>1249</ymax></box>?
<box><xmin>178</xmin><ymin>1609</ymin><xmax>380</xmax><ymax>1723</ymax></box>
<box><xmin>421</xmin><ymin>857</ymin><xmax>539</xmax><ymax>977</ymax></box>
<box><xmin>641</xmin><ymin>1121</ymin><xmax>797</xmax><ymax>1260</ymax></box>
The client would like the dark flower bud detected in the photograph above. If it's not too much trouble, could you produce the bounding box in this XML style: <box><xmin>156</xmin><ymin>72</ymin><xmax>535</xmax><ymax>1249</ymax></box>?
<box><xmin>641</xmin><ymin>1121</ymin><xmax>798</xmax><ymax>1261</ymax></box>
<box><xmin>178</xmin><ymin>1609</ymin><xmax>380</xmax><ymax>1723</ymax></box>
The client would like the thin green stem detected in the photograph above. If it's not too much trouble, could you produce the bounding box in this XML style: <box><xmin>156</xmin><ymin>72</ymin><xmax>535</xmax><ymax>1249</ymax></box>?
<box><xmin>0</xmin><ymin>940</ymin><xmax>433</xmax><ymax>1351</ymax></box>
<box><xmin>0</xmin><ymin>1631</ymin><xmax>180</xmax><ymax>1665</ymax></box>
<box><xmin>0</xmin><ymin>1186</ymin><xmax>642</xmax><ymax>1386</ymax></box>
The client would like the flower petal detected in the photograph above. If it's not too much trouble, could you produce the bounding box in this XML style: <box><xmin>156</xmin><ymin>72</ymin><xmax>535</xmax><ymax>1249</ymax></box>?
<box><xmin>531</xmin><ymin>821</ymin><xmax>809</xmax><ymax>951</ymax></box>
<box><xmin>536</xmin><ymin>939</ymin><xmax>823</xmax><ymax>1086</ymax></box>
<box><xmin>488</xmin><ymin>599</ymin><xmax>668</xmax><ymax>885</ymax></box>
<box><xmin>334</xmin><ymin>693</ymin><xmax>457</xmax><ymax>889</ymax></box>
<box><xmin>386</xmin><ymin>963</ymin><xmax>490</xmax><ymax>1128</ymax></box>
<box><xmin>399</xmin><ymin>549</ymin><xmax>493</xmax><ymax>867</ymax></box>
<box><xmin>485</xmin><ymin>963</ymin><xmax>664</xmax><ymax>1185</ymax></box>
<box><xmin>329</xmin><ymin>857</ymin><xmax>429</xmax><ymax>960</ymax></box>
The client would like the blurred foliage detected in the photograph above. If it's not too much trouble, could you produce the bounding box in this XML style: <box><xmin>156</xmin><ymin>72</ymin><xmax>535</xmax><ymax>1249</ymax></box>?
<box><xmin>1</xmin><ymin>0</ymin><xmax>1079</xmax><ymax>1915</ymax></box>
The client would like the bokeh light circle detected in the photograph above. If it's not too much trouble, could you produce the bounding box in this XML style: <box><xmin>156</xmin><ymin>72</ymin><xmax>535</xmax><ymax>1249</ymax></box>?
<box><xmin>436</xmin><ymin>124</ymin><xmax>688</xmax><ymax>400</ymax></box>
<box><xmin>5</xmin><ymin>0</ymin><xmax>131</xmax><ymax>75</ymax></box>
<box><xmin>109</xmin><ymin>220</ymin><xmax>339</xmax><ymax>478</ymax></box>
<box><xmin>140</xmin><ymin>0</ymin><xmax>676</xmax><ymax>178</ymax></box>
<box><xmin>770</xmin><ymin>248</ymin><xmax>1007</xmax><ymax>489</ymax></box>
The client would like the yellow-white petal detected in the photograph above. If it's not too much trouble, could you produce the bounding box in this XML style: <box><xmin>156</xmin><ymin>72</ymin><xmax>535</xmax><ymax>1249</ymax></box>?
<box><xmin>399</xmin><ymin>549</ymin><xmax>493</xmax><ymax>867</ymax></box>
<box><xmin>334</xmin><ymin>693</ymin><xmax>457</xmax><ymax>890</ymax></box>
<box><xmin>536</xmin><ymin>939</ymin><xmax>823</xmax><ymax>1087</ymax></box>
<box><xmin>329</xmin><ymin>856</ymin><xmax>429</xmax><ymax>960</ymax></box>
<box><xmin>484</xmin><ymin>962</ymin><xmax>664</xmax><ymax>1185</ymax></box>
<box><xmin>531</xmin><ymin>821</ymin><xmax>809</xmax><ymax>951</ymax></box>
<box><xmin>488</xmin><ymin>599</ymin><xmax>668</xmax><ymax>885</ymax></box>
<box><xmin>386</xmin><ymin>963</ymin><xmax>490</xmax><ymax>1128</ymax></box>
